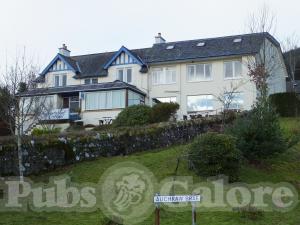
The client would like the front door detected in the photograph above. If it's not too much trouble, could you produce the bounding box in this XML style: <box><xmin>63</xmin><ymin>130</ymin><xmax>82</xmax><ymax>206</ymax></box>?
<box><xmin>63</xmin><ymin>97</ymin><xmax>69</xmax><ymax>109</ymax></box>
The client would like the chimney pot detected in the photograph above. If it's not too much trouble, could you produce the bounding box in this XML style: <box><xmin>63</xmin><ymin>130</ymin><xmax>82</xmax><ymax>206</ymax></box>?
<box><xmin>155</xmin><ymin>32</ymin><xmax>166</xmax><ymax>44</ymax></box>
<box><xmin>59</xmin><ymin>44</ymin><xmax>70</xmax><ymax>57</ymax></box>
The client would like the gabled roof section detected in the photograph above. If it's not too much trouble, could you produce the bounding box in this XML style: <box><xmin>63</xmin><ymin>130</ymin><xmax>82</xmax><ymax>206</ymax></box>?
<box><xmin>40</xmin><ymin>53</ymin><xmax>80</xmax><ymax>76</ymax></box>
<box><xmin>103</xmin><ymin>46</ymin><xmax>145</xmax><ymax>69</ymax></box>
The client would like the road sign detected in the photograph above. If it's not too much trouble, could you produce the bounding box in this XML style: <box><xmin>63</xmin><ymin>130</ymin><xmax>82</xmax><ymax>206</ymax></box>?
<box><xmin>154</xmin><ymin>195</ymin><xmax>201</xmax><ymax>203</ymax></box>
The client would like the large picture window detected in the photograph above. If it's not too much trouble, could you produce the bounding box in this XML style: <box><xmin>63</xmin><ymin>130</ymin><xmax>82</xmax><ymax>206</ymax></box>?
<box><xmin>187</xmin><ymin>95</ymin><xmax>214</xmax><ymax>112</ymax></box>
<box><xmin>85</xmin><ymin>90</ymin><xmax>125</xmax><ymax>110</ymax></box>
<box><xmin>224</xmin><ymin>92</ymin><xmax>244</xmax><ymax>110</ymax></box>
<box><xmin>128</xmin><ymin>90</ymin><xmax>144</xmax><ymax>106</ymax></box>
<box><xmin>156</xmin><ymin>97</ymin><xmax>177</xmax><ymax>103</ymax></box>
<box><xmin>187</xmin><ymin>64</ymin><xmax>212</xmax><ymax>81</ymax></box>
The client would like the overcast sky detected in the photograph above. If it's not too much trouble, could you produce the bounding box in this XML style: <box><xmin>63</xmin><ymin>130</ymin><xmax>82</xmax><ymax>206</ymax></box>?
<box><xmin>0</xmin><ymin>0</ymin><xmax>299</xmax><ymax>71</ymax></box>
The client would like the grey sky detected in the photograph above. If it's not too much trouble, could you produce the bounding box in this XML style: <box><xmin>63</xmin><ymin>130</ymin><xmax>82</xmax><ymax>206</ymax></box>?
<box><xmin>0</xmin><ymin>0</ymin><xmax>299</xmax><ymax>70</ymax></box>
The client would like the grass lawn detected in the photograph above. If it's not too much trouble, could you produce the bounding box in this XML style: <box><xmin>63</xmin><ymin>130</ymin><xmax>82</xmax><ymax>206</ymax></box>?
<box><xmin>0</xmin><ymin>118</ymin><xmax>300</xmax><ymax>225</ymax></box>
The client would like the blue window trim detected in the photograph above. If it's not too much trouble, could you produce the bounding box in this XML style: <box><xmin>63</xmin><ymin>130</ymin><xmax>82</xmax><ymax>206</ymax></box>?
<box><xmin>103</xmin><ymin>46</ymin><xmax>144</xmax><ymax>69</ymax></box>
<box><xmin>40</xmin><ymin>54</ymin><xmax>77</xmax><ymax>76</ymax></box>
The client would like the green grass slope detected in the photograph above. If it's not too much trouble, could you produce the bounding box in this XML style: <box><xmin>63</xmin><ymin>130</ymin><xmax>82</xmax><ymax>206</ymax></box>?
<box><xmin>0</xmin><ymin>118</ymin><xmax>299</xmax><ymax>225</ymax></box>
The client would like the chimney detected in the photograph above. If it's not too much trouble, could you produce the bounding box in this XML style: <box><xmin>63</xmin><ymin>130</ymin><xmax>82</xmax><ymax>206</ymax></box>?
<box><xmin>59</xmin><ymin>44</ymin><xmax>71</xmax><ymax>57</ymax></box>
<box><xmin>155</xmin><ymin>33</ymin><xmax>166</xmax><ymax>44</ymax></box>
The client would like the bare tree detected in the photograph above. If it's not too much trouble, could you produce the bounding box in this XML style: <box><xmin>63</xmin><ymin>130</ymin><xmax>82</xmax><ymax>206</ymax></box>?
<box><xmin>216</xmin><ymin>81</ymin><xmax>245</xmax><ymax>128</ymax></box>
<box><xmin>246</xmin><ymin>5</ymin><xmax>284</xmax><ymax>117</ymax></box>
<box><xmin>0</xmin><ymin>48</ymin><xmax>44</xmax><ymax>180</ymax></box>
<box><xmin>281</xmin><ymin>34</ymin><xmax>299</xmax><ymax>92</ymax></box>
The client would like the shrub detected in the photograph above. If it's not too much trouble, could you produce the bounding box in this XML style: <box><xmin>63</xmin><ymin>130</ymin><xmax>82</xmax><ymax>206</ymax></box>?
<box><xmin>237</xmin><ymin>205</ymin><xmax>264</xmax><ymax>220</ymax></box>
<box><xmin>188</xmin><ymin>132</ymin><xmax>241</xmax><ymax>181</ymax></box>
<box><xmin>270</xmin><ymin>92</ymin><xmax>300</xmax><ymax>117</ymax></box>
<box><xmin>227</xmin><ymin>102</ymin><xmax>287</xmax><ymax>161</ymax></box>
<box><xmin>152</xmin><ymin>102</ymin><xmax>179</xmax><ymax>123</ymax></box>
<box><xmin>113</xmin><ymin>105</ymin><xmax>153</xmax><ymax>127</ymax></box>
<box><xmin>31</xmin><ymin>127</ymin><xmax>61</xmax><ymax>136</ymax></box>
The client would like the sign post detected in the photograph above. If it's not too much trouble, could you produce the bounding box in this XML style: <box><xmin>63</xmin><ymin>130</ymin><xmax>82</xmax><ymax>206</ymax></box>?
<box><xmin>192</xmin><ymin>196</ymin><xmax>196</xmax><ymax>225</ymax></box>
<box><xmin>155</xmin><ymin>193</ymin><xmax>160</xmax><ymax>225</ymax></box>
<box><xmin>153</xmin><ymin>194</ymin><xmax>201</xmax><ymax>225</ymax></box>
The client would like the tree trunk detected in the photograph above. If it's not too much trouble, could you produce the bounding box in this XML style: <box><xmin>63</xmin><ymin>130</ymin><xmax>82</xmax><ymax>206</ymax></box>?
<box><xmin>17</xmin><ymin>129</ymin><xmax>24</xmax><ymax>182</ymax></box>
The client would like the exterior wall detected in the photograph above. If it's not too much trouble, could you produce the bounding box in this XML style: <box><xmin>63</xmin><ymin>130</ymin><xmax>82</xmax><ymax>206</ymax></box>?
<box><xmin>148</xmin><ymin>56</ymin><xmax>257</xmax><ymax>118</ymax></box>
<box><xmin>81</xmin><ymin>109</ymin><xmax>122</xmax><ymax>125</ymax></box>
<box><xmin>262</xmin><ymin>39</ymin><xmax>287</xmax><ymax>94</ymax></box>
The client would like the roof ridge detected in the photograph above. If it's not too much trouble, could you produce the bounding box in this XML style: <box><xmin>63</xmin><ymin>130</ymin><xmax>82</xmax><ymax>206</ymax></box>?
<box><xmin>155</xmin><ymin>32</ymin><xmax>270</xmax><ymax>45</ymax></box>
<box><xmin>71</xmin><ymin>47</ymin><xmax>152</xmax><ymax>58</ymax></box>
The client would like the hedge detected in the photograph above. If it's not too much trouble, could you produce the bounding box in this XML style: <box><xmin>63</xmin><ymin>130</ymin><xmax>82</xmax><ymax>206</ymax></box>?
<box><xmin>269</xmin><ymin>92</ymin><xmax>300</xmax><ymax>117</ymax></box>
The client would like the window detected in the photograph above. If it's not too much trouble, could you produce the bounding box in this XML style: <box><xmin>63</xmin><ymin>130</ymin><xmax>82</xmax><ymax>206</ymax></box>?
<box><xmin>128</xmin><ymin>91</ymin><xmax>144</xmax><ymax>106</ymax></box>
<box><xmin>152</xmin><ymin>67</ymin><xmax>176</xmax><ymax>85</ymax></box>
<box><xmin>187</xmin><ymin>95</ymin><xmax>214</xmax><ymax>112</ymax></box>
<box><xmin>117</xmin><ymin>68</ymin><xmax>132</xmax><ymax>83</ymax></box>
<box><xmin>70</xmin><ymin>96</ymin><xmax>80</xmax><ymax>113</ymax></box>
<box><xmin>85</xmin><ymin>90</ymin><xmax>125</xmax><ymax>110</ymax></box>
<box><xmin>156</xmin><ymin>97</ymin><xmax>177</xmax><ymax>103</ymax></box>
<box><xmin>92</xmin><ymin>78</ymin><xmax>98</xmax><ymax>84</ymax></box>
<box><xmin>187</xmin><ymin>64</ymin><xmax>212</xmax><ymax>81</ymax></box>
<box><xmin>53</xmin><ymin>74</ymin><xmax>67</xmax><ymax>87</ymax></box>
<box><xmin>224</xmin><ymin>60</ymin><xmax>242</xmax><ymax>79</ymax></box>
<box><xmin>62</xmin><ymin>75</ymin><xmax>67</xmax><ymax>87</ymax></box>
<box><xmin>84</xmin><ymin>79</ymin><xmax>91</xmax><ymax>85</ymax></box>
<box><xmin>224</xmin><ymin>92</ymin><xmax>244</xmax><ymax>110</ymax></box>
<box><xmin>54</xmin><ymin>75</ymin><xmax>60</xmax><ymax>87</ymax></box>
<box><xmin>166</xmin><ymin>45</ymin><xmax>174</xmax><ymax>50</ymax></box>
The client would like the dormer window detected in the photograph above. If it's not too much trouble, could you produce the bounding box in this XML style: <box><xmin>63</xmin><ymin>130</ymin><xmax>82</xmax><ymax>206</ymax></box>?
<box><xmin>233</xmin><ymin>38</ymin><xmax>242</xmax><ymax>43</ymax></box>
<box><xmin>166</xmin><ymin>45</ymin><xmax>174</xmax><ymax>50</ymax></box>
<box><xmin>197</xmin><ymin>42</ymin><xmax>206</xmax><ymax>47</ymax></box>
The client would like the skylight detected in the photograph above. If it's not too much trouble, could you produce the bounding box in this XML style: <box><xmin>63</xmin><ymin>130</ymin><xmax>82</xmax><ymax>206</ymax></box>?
<box><xmin>197</xmin><ymin>42</ymin><xmax>206</xmax><ymax>47</ymax></box>
<box><xmin>166</xmin><ymin>45</ymin><xmax>174</xmax><ymax>50</ymax></box>
<box><xmin>233</xmin><ymin>38</ymin><xmax>242</xmax><ymax>43</ymax></box>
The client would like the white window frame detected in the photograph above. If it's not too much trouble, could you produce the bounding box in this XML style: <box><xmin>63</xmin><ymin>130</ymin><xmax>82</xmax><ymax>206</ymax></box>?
<box><xmin>187</xmin><ymin>63</ymin><xmax>212</xmax><ymax>82</ymax></box>
<box><xmin>116</xmin><ymin>67</ymin><xmax>133</xmax><ymax>84</ymax></box>
<box><xmin>152</xmin><ymin>67</ymin><xmax>176</xmax><ymax>85</ymax></box>
<box><xmin>224</xmin><ymin>60</ymin><xmax>242</xmax><ymax>80</ymax></box>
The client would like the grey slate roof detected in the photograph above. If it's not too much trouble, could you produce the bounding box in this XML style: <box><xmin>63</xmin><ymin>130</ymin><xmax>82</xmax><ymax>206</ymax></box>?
<box><xmin>19</xmin><ymin>80</ymin><xmax>146</xmax><ymax>97</ymax></box>
<box><xmin>36</xmin><ymin>32</ymin><xmax>280</xmax><ymax>81</ymax></box>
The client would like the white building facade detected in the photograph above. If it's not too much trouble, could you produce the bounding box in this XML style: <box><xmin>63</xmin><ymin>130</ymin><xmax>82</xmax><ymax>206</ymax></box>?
<box><xmin>20</xmin><ymin>33</ymin><xmax>287</xmax><ymax>130</ymax></box>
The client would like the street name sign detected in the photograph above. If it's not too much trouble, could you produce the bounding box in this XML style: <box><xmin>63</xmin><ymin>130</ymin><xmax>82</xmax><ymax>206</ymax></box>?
<box><xmin>153</xmin><ymin>195</ymin><xmax>201</xmax><ymax>203</ymax></box>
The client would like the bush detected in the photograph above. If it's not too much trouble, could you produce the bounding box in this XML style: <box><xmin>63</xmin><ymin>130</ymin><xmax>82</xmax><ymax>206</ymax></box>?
<box><xmin>270</xmin><ymin>92</ymin><xmax>300</xmax><ymax>117</ymax></box>
<box><xmin>152</xmin><ymin>102</ymin><xmax>179</xmax><ymax>123</ymax></box>
<box><xmin>113</xmin><ymin>105</ymin><xmax>153</xmax><ymax>127</ymax></box>
<box><xmin>31</xmin><ymin>127</ymin><xmax>61</xmax><ymax>136</ymax></box>
<box><xmin>237</xmin><ymin>205</ymin><xmax>264</xmax><ymax>220</ymax></box>
<box><xmin>188</xmin><ymin>132</ymin><xmax>241</xmax><ymax>181</ymax></box>
<box><xmin>227</xmin><ymin>103</ymin><xmax>287</xmax><ymax>161</ymax></box>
